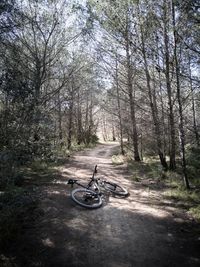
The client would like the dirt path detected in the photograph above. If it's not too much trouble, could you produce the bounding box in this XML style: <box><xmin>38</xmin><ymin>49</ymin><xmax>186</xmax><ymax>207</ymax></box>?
<box><xmin>8</xmin><ymin>143</ymin><xmax>200</xmax><ymax>266</ymax></box>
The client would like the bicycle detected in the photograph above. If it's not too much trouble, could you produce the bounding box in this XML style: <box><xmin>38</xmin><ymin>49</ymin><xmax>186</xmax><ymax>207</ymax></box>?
<box><xmin>67</xmin><ymin>165</ymin><xmax>128</xmax><ymax>209</ymax></box>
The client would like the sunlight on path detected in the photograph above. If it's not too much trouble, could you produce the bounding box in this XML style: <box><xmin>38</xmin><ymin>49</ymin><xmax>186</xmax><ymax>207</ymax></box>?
<box><xmin>37</xmin><ymin>143</ymin><xmax>200</xmax><ymax>267</ymax></box>
<box><xmin>59</xmin><ymin>143</ymin><xmax>173</xmax><ymax>220</ymax></box>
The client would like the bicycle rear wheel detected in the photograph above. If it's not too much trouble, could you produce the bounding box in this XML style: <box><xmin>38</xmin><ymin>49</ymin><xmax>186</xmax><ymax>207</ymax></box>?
<box><xmin>71</xmin><ymin>188</ymin><xmax>102</xmax><ymax>209</ymax></box>
<box><xmin>103</xmin><ymin>181</ymin><xmax>128</xmax><ymax>196</ymax></box>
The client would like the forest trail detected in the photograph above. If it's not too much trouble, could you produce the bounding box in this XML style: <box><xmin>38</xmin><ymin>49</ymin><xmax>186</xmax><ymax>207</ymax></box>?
<box><xmin>9</xmin><ymin>143</ymin><xmax>200</xmax><ymax>267</ymax></box>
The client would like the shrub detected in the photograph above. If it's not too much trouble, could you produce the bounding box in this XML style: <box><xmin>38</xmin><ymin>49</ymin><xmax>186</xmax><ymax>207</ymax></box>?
<box><xmin>186</xmin><ymin>145</ymin><xmax>200</xmax><ymax>182</ymax></box>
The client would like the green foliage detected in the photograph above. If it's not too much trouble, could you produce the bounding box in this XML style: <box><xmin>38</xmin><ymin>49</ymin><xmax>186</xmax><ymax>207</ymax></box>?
<box><xmin>29</xmin><ymin>161</ymin><xmax>49</xmax><ymax>172</ymax></box>
<box><xmin>90</xmin><ymin>134</ymin><xmax>99</xmax><ymax>144</ymax></box>
<box><xmin>21</xmin><ymin>160</ymin><xmax>61</xmax><ymax>185</ymax></box>
<box><xmin>112</xmin><ymin>154</ymin><xmax>125</xmax><ymax>165</ymax></box>
<box><xmin>111</xmin><ymin>146</ymin><xmax>125</xmax><ymax>165</ymax></box>
<box><xmin>164</xmin><ymin>187</ymin><xmax>200</xmax><ymax>221</ymax></box>
<box><xmin>128</xmin><ymin>157</ymin><xmax>163</xmax><ymax>180</ymax></box>
<box><xmin>186</xmin><ymin>145</ymin><xmax>200</xmax><ymax>182</ymax></box>
<box><xmin>189</xmin><ymin>207</ymin><xmax>200</xmax><ymax>221</ymax></box>
<box><xmin>164</xmin><ymin>187</ymin><xmax>200</xmax><ymax>203</ymax></box>
<box><xmin>128</xmin><ymin>154</ymin><xmax>200</xmax><ymax>221</ymax></box>
<box><xmin>71</xmin><ymin>141</ymin><xmax>97</xmax><ymax>152</ymax></box>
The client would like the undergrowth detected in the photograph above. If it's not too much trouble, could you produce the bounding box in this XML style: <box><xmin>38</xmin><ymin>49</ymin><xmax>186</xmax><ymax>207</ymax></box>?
<box><xmin>126</xmin><ymin>152</ymin><xmax>200</xmax><ymax>221</ymax></box>
<box><xmin>0</xmin><ymin>141</ymin><xmax>98</xmax><ymax>254</ymax></box>
<box><xmin>112</xmin><ymin>154</ymin><xmax>125</xmax><ymax>165</ymax></box>
<box><xmin>164</xmin><ymin>184</ymin><xmax>200</xmax><ymax>221</ymax></box>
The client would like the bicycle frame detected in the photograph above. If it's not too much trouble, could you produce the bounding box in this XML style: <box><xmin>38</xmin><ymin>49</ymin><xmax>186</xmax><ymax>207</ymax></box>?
<box><xmin>68</xmin><ymin>165</ymin><xmax>101</xmax><ymax>193</ymax></box>
<box><xmin>68</xmin><ymin>165</ymin><xmax>128</xmax><ymax>208</ymax></box>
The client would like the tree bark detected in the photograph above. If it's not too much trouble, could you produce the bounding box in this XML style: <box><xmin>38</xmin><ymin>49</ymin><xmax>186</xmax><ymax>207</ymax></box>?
<box><xmin>67</xmin><ymin>79</ymin><xmax>75</xmax><ymax>150</ymax></box>
<box><xmin>140</xmin><ymin>26</ymin><xmax>168</xmax><ymax>170</ymax></box>
<box><xmin>172</xmin><ymin>0</ymin><xmax>190</xmax><ymax>189</ymax></box>
<box><xmin>77</xmin><ymin>88</ymin><xmax>83</xmax><ymax>145</ymax></box>
<box><xmin>57</xmin><ymin>90</ymin><xmax>62</xmax><ymax>141</ymax></box>
<box><xmin>188</xmin><ymin>54</ymin><xmax>199</xmax><ymax>146</ymax></box>
<box><xmin>125</xmin><ymin>12</ymin><xmax>140</xmax><ymax>161</ymax></box>
<box><xmin>156</xmin><ymin>34</ymin><xmax>167</xmax><ymax>159</ymax></box>
<box><xmin>115</xmin><ymin>55</ymin><xmax>125</xmax><ymax>155</ymax></box>
<box><xmin>163</xmin><ymin>0</ymin><xmax>176</xmax><ymax>170</ymax></box>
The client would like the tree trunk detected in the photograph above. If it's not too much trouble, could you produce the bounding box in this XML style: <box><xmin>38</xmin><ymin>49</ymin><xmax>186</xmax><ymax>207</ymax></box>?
<box><xmin>188</xmin><ymin>54</ymin><xmax>199</xmax><ymax>146</ymax></box>
<box><xmin>115</xmin><ymin>55</ymin><xmax>125</xmax><ymax>155</ymax></box>
<box><xmin>112</xmin><ymin>120</ymin><xmax>116</xmax><ymax>141</ymax></box>
<box><xmin>156</xmin><ymin>34</ymin><xmax>167</xmax><ymax>159</ymax></box>
<box><xmin>141</xmin><ymin>27</ymin><xmax>168</xmax><ymax>170</ymax></box>
<box><xmin>67</xmin><ymin>80</ymin><xmax>74</xmax><ymax>150</ymax></box>
<box><xmin>57</xmin><ymin>90</ymin><xmax>62</xmax><ymax>141</ymax></box>
<box><xmin>163</xmin><ymin>0</ymin><xmax>176</xmax><ymax>170</ymax></box>
<box><xmin>87</xmin><ymin>92</ymin><xmax>94</xmax><ymax>144</ymax></box>
<box><xmin>3</xmin><ymin>91</ymin><xmax>8</xmax><ymax>145</ymax></box>
<box><xmin>77</xmin><ymin>88</ymin><xmax>83</xmax><ymax>145</ymax></box>
<box><xmin>172</xmin><ymin>0</ymin><xmax>190</xmax><ymax>189</ymax></box>
<box><xmin>33</xmin><ymin>59</ymin><xmax>42</xmax><ymax>141</ymax></box>
<box><xmin>125</xmin><ymin>13</ymin><xmax>140</xmax><ymax>161</ymax></box>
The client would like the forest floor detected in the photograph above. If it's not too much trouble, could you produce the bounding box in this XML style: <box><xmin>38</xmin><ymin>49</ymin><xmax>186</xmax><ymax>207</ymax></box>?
<box><xmin>1</xmin><ymin>142</ymin><xmax>200</xmax><ymax>267</ymax></box>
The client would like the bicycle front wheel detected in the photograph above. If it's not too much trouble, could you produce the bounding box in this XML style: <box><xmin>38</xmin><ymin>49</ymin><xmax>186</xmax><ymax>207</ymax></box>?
<box><xmin>71</xmin><ymin>188</ymin><xmax>102</xmax><ymax>209</ymax></box>
<box><xmin>103</xmin><ymin>181</ymin><xmax>128</xmax><ymax>196</ymax></box>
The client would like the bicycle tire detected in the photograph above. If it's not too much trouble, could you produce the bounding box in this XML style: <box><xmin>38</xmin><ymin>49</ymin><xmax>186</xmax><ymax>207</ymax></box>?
<box><xmin>103</xmin><ymin>181</ymin><xmax>128</xmax><ymax>196</ymax></box>
<box><xmin>71</xmin><ymin>188</ymin><xmax>102</xmax><ymax>209</ymax></box>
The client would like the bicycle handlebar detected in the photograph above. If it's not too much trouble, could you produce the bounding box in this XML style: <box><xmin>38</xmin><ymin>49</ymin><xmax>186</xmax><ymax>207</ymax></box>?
<box><xmin>68</xmin><ymin>179</ymin><xmax>78</xmax><ymax>185</ymax></box>
<box><xmin>68</xmin><ymin>165</ymin><xmax>98</xmax><ymax>188</ymax></box>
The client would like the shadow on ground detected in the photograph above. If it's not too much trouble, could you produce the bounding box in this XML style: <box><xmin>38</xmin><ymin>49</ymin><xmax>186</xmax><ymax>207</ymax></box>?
<box><xmin>1</xmin><ymin>180</ymin><xmax>200</xmax><ymax>267</ymax></box>
<box><xmin>1</xmin><ymin>143</ymin><xmax>200</xmax><ymax>267</ymax></box>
